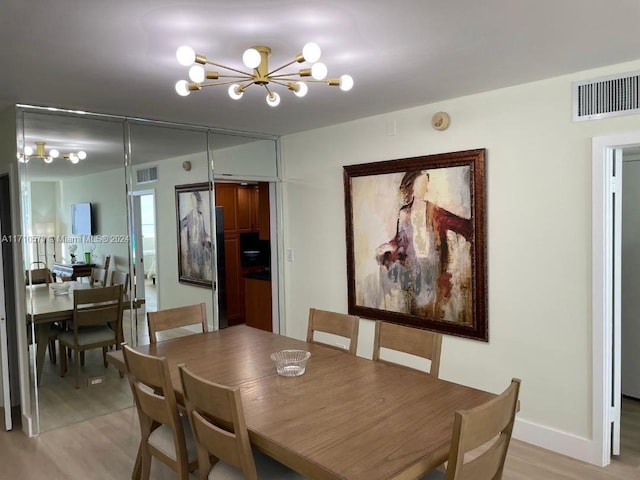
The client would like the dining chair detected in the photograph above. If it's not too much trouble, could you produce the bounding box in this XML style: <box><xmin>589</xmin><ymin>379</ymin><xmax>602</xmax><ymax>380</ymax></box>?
<box><xmin>178</xmin><ymin>364</ymin><xmax>307</xmax><ymax>480</ymax></box>
<box><xmin>26</xmin><ymin>266</ymin><xmax>59</xmax><ymax>362</ymax></box>
<box><xmin>372</xmin><ymin>320</ymin><xmax>443</xmax><ymax>377</ymax></box>
<box><xmin>147</xmin><ymin>303</ymin><xmax>207</xmax><ymax>344</ymax></box>
<box><xmin>103</xmin><ymin>254</ymin><xmax>111</xmax><ymax>270</ymax></box>
<box><xmin>110</xmin><ymin>269</ymin><xmax>129</xmax><ymax>295</ymax></box>
<box><xmin>89</xmin><ymin>267</ymin><xmax>108</xmax><ymax>287</ymax></box>
<box><xmin>306</xmin><ymin>308</ymin><xmax>359</xmax><ymax>355</ymax></box>
<box><xmin>420</xmin><ymin>378</ymin><xmax>521</xmax><ymax>480</ymax></box>
<box><xmin>58</xmin><ymin>285</ymin><xmax>123</xmax><ymax>388</ymax></box>
<box><xmin>122</xmin><ymin>344</ymin><xmax>198</xmax><ymax>480</ymax></box>
<box><xmin>25</xmin><ymin>267</ymin><xmax>52</xmax><ymax>285</ymax></box>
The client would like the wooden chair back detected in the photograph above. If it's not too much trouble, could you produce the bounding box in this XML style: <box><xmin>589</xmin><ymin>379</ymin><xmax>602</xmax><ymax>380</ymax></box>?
<box><xmin>25</xmin><ymin>267</ymin><xmax>52</xmax><ymax>285</ymax></box>
<box><xmin>179</xmin><ymin>365</ymin><xmax>258</xmax><ymax>480</ymax></box>
<box><xmin>147</xmin><ymin>303</ymin><xmax>207</xmax><ymax>344</ymax></box>
<box><xmin>103</xmin><ymin>254</ymin><xmax>111</xmax><ymax>270</ymax></box>
<box><xmin>306</xmin><ymin>308</ymin><xmax>359</xmax><ymax>355</ymax></box>
<box><xmin>122</xmin><ymin>344</ymin><xmax>194</xmax><ymax>478</ymax></box>
<box><xmin>90</xmin><ymin>267</ymin><xmax>108</xmax><ymax>287</ymax></box>
<box><xmin>110</xmin><ymin>270</ymin><xmax>129</xmax><ymax>295</ymax></box>
<box><xmin>73</xmin><ymin>285</ymin><xmax>123</xmax><ymax>337</ymax></box>
<box><xmin>372</xmin><ymin>320</ymin><xmax>443</xmax><ymax>377</ymax></box>
<box><xmin>443</xmin><ymin>378</ymin><xmax>521</xmax><ymax>480</ymax></box>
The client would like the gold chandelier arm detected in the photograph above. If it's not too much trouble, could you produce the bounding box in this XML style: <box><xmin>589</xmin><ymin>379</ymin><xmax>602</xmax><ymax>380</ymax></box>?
<box><xmin>205</xmin><ymin>61</ymin><xmax>254</xmax><ymax>78</ymax></box>
<box><xmin>267</xmin><ymin>58</ymin><xmax>299</xmax><ymax>76</ymax></box>
<box><xmin>197</xmin><ymin>80</ymin><xmax>257</xmax><ymax>88</ymax></box>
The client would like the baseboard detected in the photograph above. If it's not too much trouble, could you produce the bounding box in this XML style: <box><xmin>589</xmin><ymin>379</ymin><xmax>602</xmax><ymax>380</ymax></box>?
<box><xmin>513</xmin><ymin>418</ymin><xmax>602</xmax><ymax>466</ymax></box>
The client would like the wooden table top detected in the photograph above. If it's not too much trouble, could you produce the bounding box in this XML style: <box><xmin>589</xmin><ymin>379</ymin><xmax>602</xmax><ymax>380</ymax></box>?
<box><xmin>131</xmin><ymin>325</ymin><xmax>495</xmax><ymax>480</ymax></box>
<box><xmin>26</xmin><ymin>283</ymin><xmax>144</xmax><ymax>324</ymax></box>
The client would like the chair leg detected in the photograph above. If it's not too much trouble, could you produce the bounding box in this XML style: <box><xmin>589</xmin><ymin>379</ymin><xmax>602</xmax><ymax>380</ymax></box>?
<box><xmin>60</xmin><ymin>346</ymin><xmax>67</xmax><ymax>377</ymax></box>
<box><xmin>140</xmin><ymin>445</ymin><xmax>152</xmax><ymax>480</ymax></box>
<box><xmin>74</xmin><ymin>350</ymin><xmax>80</xmax><ymax>389</ymax></box>
<box><xmin>103</xmin><ymin>347</ymin><xmax>108</xmax><ymax>368</ymax></box>
<box><xmin>48</xmin><ymin>339</ymin><xmax>57</xmax><ymax>364</ymax></box>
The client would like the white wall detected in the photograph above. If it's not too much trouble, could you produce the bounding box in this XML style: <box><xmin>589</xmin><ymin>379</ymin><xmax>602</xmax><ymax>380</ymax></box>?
<box><xmin>621</xmin><ymin>155</ymin><xmax>640</xmax><ymax>398</ymax></box>
<box><xmin>59</xmin><ymin>169</ymin><xmax>129</xmax><ymax>270</ymax></box>
<box><xmin>143</xmin><ymin>151</ymin><xmax>216</xmax><ymax>322</ymax></box>
<box><xmin>280</xmin><ymin>58</ymin><xmax>640</xmax><ymax>457</ymax></box>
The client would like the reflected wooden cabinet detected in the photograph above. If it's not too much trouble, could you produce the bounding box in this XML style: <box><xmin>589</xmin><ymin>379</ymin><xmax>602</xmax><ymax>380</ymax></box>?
<box><xmin>215</xmin><ymin>182</ymin><xmax>268</xmax><ymax>326</ymax></box>
<box><xmin>236</xmin><ymin>185</ymin><xmax>258</xmax><ymax>232</ymax></box>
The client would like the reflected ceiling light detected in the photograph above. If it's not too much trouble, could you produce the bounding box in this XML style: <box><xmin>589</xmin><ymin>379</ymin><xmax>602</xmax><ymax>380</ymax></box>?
<box><xmin>17</xmin><ymin>141</ymin><xmax>87</xmax><ymax>165</ymax></box>
<box><xmin>174</xmin><ymin>42</ymin><xmax>353</xmax><ymax>107</ymax></box>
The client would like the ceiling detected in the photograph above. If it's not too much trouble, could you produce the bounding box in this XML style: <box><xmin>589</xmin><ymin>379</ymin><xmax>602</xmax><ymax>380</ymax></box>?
<box><xmin>2</xmin><ymin>0</ymin><xmax>640</xmax><ymax>139</ymax></box>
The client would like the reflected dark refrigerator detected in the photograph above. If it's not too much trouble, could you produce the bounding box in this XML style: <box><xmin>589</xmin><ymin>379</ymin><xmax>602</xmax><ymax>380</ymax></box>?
<box><xmin>215</xmin><ymin>206</ymin><xmax>227</xmax><ymax>328</ymax></box>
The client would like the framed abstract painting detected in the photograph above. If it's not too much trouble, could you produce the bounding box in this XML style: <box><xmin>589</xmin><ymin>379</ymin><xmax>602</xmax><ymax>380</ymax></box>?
<box><xmin>343</xmin><ymin>149</ymin><xmax>487</xmax><ymax>341</ymax></box>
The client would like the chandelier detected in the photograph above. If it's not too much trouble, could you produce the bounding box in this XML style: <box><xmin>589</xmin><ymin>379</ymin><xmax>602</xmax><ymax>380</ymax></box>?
<box><xmin>174</xmin><ymin>42</ymin><xmax>353</xmax><ymax>107</ymax></box>
<box><xmin>18</xmin><ymin>141</ymin><xmax>87</xmax><ymax>164</ymax></box>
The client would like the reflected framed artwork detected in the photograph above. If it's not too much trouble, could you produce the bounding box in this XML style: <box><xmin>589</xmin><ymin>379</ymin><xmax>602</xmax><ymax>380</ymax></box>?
<box><xmin>343</xmin><ymin>149</ymin><xmax>487</xmax><ymax>341</ymax></box>
<box><xmin>175</xmin><ymin>182</ymin><xmax>213</xmax><ymax>288</ymax></box>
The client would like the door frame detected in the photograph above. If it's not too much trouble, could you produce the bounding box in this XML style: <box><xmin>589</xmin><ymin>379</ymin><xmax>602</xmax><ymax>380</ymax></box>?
<box><xmin>592</xmin><ymin>132</ymin><xmax>640</xmax><ymax>466</ymax></box>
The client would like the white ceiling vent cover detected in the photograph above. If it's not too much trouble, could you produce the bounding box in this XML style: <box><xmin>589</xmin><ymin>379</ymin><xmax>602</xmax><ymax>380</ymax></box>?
<box><xmin>573</xmin><ymin>71</ymin><xmax>640</xmax><ymax>121</ymax></box>
<box><xmin>136</xmin><ymin>166</ymin><xmax>158</xmax><ymax>184</ymax></box>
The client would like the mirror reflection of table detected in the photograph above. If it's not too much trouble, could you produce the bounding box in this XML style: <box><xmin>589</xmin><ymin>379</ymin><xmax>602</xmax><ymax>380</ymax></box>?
<box><xmin>51</xmin><ymin>262</ymin><xmax>95</xmax><ymax>281</ymax></box>
<box><xmin>26</xmin><ymin>283</ymin><xmax>144</xmax><ymax>384</ymax></box>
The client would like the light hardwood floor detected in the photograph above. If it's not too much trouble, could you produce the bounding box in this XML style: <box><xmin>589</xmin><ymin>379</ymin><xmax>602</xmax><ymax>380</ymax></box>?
<box><xmin>2</xmin><ymin>397</ymin><xmax>639</xmax><ymax>479</ymax></box>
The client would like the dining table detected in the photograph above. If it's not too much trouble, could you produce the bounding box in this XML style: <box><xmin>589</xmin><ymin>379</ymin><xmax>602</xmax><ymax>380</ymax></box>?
<box><xmin>114</xmin><ymin>324</ymin><xmax>496</xmax><ymax>480</ymax></box>
<box><xmin>25</xmin><ymin>282</ymin><xmax>145</xmax><ymax>385</ymax></box>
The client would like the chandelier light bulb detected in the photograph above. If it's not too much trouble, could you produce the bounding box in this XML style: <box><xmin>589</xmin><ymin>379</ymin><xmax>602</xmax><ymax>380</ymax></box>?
<box><xmin>68</xmin><ymin>153</ymin><xmax>80</xmax><ymax>164</ymax></box>
<box><xmin>293</xmin><ymin>82</ymin><xmax>308</xmax><ymax>98</ymax></box>
<box><xmin>266</xmin><ymin>92</ymin><xmax>281</xmax><ymax>107</ymax></box>
<box><xmin>24</xmin><ymin>146</ymin><xmax>33</xmax><ymax>156</ymax></box>
<box><xmin>228</xmin><ymin>84</ymin><xmax>244</xmax><ymax>100</ymax></box>
<box><xmin>43</xmin><ymin>156</ymin><xmax>54</xmax><ymax>164</ymax></box>
<box><xmin>339</xmin><ymin>74</ymin><xmax>354</xmax><ymax>92</ymax></box>
<box><xmin>188</xmin><ymin>65</ymin><xmax>205</xmax><ymax>83</ymax></box>
<box><xmin>311</xmin><ymin>62</ymin><xmax>328</xmax><ymax>80</ymax></box>
<box><xmin>176</xmin><ymin>45</ymin><xmax>196</xmax><ymax>66</ymax></box>
<box><xmin>302</xmin><ymin>42</ymin><xmax>321</xmax><ymax>63</ymax></box>
<box><xmin>49</xmin><ymin>149</ymin><xmax>59</xmax><ymax>158</ymax></box>
<box><xmin>78</xmin><ymin>150</ymin><xmax>87</xmax><ymax>160</ymax></box>
<box><xmin>175</xmin><ymin>80</ymin><xmax>191</xmax><ymax>96</ymax></box>
<box><xmin>242</xmin><ymin>48</ymin><xmax>261</xmax><ymax>69</ymax></box>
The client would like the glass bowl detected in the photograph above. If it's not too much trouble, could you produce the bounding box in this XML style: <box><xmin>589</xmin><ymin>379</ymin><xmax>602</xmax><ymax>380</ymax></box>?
<box><xmin>270</xmin><ymin>349</ymin><xmax>311</xmax><ymax>377</ymax></box>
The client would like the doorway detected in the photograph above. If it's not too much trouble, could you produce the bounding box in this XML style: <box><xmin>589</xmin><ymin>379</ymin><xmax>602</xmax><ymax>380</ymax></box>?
<box><xmin>592</xmin><ymin>132</ymin><xmax>640</xmax><ymax>466</ymax></box>
<box><xmin>130</xmin><ymin>190</ymin><xmax>158</xmax><ymax>345</ymax></box>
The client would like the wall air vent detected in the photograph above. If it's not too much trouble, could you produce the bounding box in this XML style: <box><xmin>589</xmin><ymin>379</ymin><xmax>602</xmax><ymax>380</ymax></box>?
<box><xmin>573</xmin><ymin>71</ymin><xmax>640</xmax><ymax>121</ymax></box>
<box><xmin>135</xmin><ymin>166</ymin><xmax>158</xmax><ymax>184</ymax></box>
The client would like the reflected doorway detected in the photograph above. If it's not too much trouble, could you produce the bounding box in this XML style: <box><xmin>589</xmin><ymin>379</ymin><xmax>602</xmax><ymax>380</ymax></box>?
<box><xmin>131</xmin><ymin>190</ymin><xmax>158</xmax><ymax>345</ymax></box>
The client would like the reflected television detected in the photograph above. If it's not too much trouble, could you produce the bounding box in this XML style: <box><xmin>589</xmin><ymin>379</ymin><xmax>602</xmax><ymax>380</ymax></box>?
<box><xmin>71</xmin><ymin>202</ymin><xmax>94</xmax><ymax>235</ymax></box>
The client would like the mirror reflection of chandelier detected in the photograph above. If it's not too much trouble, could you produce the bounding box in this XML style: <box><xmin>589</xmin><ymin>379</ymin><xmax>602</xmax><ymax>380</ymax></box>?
<box><xmin>174</xmin><ymin>42</ymin><xmax>354</xmax><ymax>107</ymax></box>
<box><xmin>18</xmin><ymin>141</ymin><xmax>87</xmax><ymax>164</ymax></box>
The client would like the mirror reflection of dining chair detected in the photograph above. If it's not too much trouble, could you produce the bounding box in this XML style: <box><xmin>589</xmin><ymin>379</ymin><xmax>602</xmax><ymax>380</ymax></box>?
<box><xmin>306</xmin><ymin>308</ymin><xmax>359</xmax><ymax>355</ymax></box>
<box><xmin>26</xmin><ymin>264</ymin><xmax>58</xmax><ymax>362</ymax></box>
<box><xmin>179</xmin><ymin>364</ymin><xmax>306</xmax><ymax>479</ymax></box>
<box><xmin>89</xmin><ymin>267</ymin><xmax>107</xmax><ymax>287</ymax></box>
<box><xmin>110</xmin><ymin>270</ymin><xmax>129</xmax><ymax>295</ymax></box>
<box><xmin>25</xmin><ymin>265</ymin><xmax>52</xmax><ymax>285</ymax></box>
<box><xmin>420</xmin><ymin>378</ymin><xmax>521</xmax><ymax>480</ymax></box>
<box><xmin>372</xmin><ymin>320</ymin><xmax>443</xmax><ymax>378</ymax></box>
<box><xmin>58</xmin><ymin>285</ymin><xmax>123</xmax><ymax>388</ymax></box>
<box><xmin>103</xmin><ymin>254</ymin><xmax>111</xmax><ymax>271</ymax></box>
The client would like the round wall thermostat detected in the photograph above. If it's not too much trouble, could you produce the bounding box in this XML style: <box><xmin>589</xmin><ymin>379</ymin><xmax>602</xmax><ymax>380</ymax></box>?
<box><xmin>182</xmin><ymin>160</ymin><xmax>192</xmax><ymax>171</ymax></box>
<box><xmin>431</xmin><ymin>112</ymin><xmax>450</xmax><ymax>131</ymax></box>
